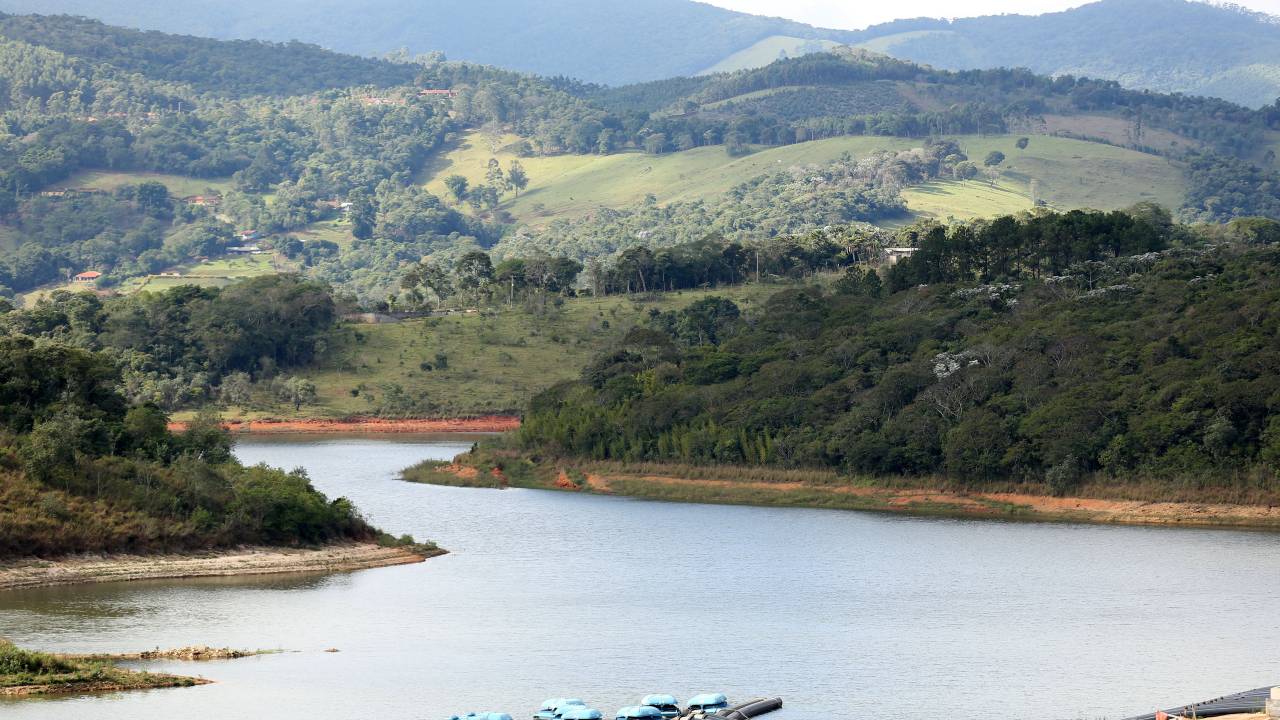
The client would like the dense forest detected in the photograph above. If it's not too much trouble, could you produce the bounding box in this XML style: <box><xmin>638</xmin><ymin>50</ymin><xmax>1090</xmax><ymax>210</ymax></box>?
<box><xmin>849</xmin><ymin>0</ymin><xmax>1280</xmax><ymax>108</ymax></box>
<box><xmin>1</xmin><ymin>274</ymin><xmax>336</xmax><ymax>410</ymax></box>
<box><xmin>0</xmin><ymin>270</ymin><xmax>447</xmax><ymax>557</ymax></box>
<box><xmin>520</xmin><ymin>210</ymin><xmax>1280</xmax><ymax>491</ymax></box>
<box><xmin>0</xmin><ymin>332</ymin><xmax>384</xmax><ymax>557</ymax></box>
<box><xmin>0</xmin><ymin>13</ymin><xmax>417</xmax><ymax>97</ymax></box>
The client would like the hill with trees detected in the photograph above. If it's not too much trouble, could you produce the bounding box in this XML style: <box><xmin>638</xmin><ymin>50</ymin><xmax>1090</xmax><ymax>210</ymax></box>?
<box><xmin>0</xmin><ymin>0</ymin><xmax>857</xmax><ymax>85</ymax></box>
<box><xmin>0</xmin><ymin>272</ymin><xmax>446</xmax><ymax>557</ymax></box>
<box><xmin>0</xmin><ymin>332</ymin><xmax>384</xmax><ymax>558</ymax></box>
<box><xmin>5</xmin><ymin>0</ymin><xmax>1280</xmax><ymax>108</ymax></box>
<box><xmin>0</xmin><ymin>11</ymin><xmax>1278</xmax><ymax>311</ymax></box>
<box><xmin>519</xmin><ymin>210</ymin><xmax>1280</xmax><ymax>496</ymax></box>
<box><xmin>849</xmin><ymin>0</ymin><xmax>1280</xmax><ymax>109</ymax></box>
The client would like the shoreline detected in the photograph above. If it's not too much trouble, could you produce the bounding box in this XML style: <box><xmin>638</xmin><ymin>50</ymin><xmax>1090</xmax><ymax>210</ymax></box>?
<box><xmin>408</xmin><ymin>460</ymin><xmax>1280</xmax><ymax>531</ymax></box>
<box><xmin>0</xmin><ymin>675</ymin><xmax>210</xmax><ymax>698</ymax></box>
<box><xmin>167</xmin><ymin>415</ymin><xmax>520</xmax><ymax>434</ymax></box>
<box><xmin>0</xmin><ymin>542</ymin><xmax>444</xmax><ymax>592</ymax></box>
<box><xmin>605</xmin><ymin>474</ymin><xmax>1280</xmax><ymax>530</ymax></box>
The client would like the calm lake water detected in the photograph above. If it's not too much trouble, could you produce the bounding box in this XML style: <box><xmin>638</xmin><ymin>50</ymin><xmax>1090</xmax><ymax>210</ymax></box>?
<box><xmin>2</xmin><ymin>435</ymin><xmax>1278</xmax><ymax>720</ymax></box>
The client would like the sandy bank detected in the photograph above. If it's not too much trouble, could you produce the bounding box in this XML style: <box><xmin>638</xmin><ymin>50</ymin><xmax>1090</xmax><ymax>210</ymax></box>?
<box><xmin>0</xmin><ymin>543</ymin><xmax>442</xmax><ymax>592</ymax></box>
<box><xmin>421</xmin><ymin>457</ymin><xmax>1280</xmax><ymax>530</ymax></box>
<box><xmin>0</xmin><ymin>675</ymin><xmax>210</xmax><ymax>697</ymax></box>
<box><xmin>600</xmin><ymin>473</ymin><xmax>1280</xmax><ymax>529</ymax></box>
<box><xmin>167</xmin><ymin>416</ymin><xmax>519</xmax><ymax>434</ymax></box>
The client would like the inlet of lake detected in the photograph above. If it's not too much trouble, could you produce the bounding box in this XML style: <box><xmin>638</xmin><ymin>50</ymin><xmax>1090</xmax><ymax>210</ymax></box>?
<box><xmin>2</xmin><ymin>435</ymin><xmax>1278</xmax><ymax>720</ymax></box>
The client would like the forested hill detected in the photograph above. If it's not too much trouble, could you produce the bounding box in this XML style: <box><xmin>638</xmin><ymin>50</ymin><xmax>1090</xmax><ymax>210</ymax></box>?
<box><xmin>5</xmin><ymin>0</ymin><xmax>1280</xmax><ymax>108</ymax></box>
<box><xmin>3</xmin><ymin>9</ymin><xmax>1280</xmax><ymax>306</ymax></box>
<box><xmin>851</xmin><ymin>0</ymin><xmax>1280</xmax><ymax>108</ymax></box>
<box><xmin>0</xmin><ymin>0</ymin><xmax>856</xmax><ymax>85</ymax></box>
<box><xmin>520</xmin><ymin>212</ymin><xmax>1280</xmax><ymax>494</ymax></box>
<box><xmin>0</xmin><ymin>13</ymin><xmax>417</xmax><ymax>97</ymax></box>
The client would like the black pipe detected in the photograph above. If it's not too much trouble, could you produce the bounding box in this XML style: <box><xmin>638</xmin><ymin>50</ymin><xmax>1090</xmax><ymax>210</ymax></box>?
<box><xmin>716</xmin><ymin>697</ymin><xmax>783</xmax><ymax>720</ymax></box>
<box><xmin>1121</xmin><ymin>686</ymin><xmax>1273</xmax><ymax>720</ymax></box>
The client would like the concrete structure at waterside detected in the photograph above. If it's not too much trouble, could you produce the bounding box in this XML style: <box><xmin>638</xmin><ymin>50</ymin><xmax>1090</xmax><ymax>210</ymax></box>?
<box><xmin>1267</xmin><ymin>686</ymin><xmax>1280</xmax><ymax>718</ymax></box>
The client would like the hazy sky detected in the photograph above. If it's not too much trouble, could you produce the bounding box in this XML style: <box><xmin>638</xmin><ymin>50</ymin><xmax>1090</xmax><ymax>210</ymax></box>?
<box><xmin>703</xmin><ymin>0</ymin><xmax>1280</xmax><ymax>30</ymax></box>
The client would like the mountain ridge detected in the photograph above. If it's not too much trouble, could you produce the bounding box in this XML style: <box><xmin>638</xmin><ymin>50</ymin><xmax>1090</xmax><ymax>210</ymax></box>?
<box><xmin>0</xmin><ymin>0</ymin><xmax>1276</xmax><ymax>106</ymax></box>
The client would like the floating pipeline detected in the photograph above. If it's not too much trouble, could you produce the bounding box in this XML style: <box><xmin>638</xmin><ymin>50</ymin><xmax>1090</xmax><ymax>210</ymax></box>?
<box><xmin>1123</xmin><ymin>686</ymin><xmax>1275</xmax><ymax>720</ymax></box>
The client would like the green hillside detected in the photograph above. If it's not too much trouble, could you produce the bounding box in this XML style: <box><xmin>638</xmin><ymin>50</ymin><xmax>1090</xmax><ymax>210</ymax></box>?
<box><xmin>518</xmin><ymin>213</ymin><xmax>1280</xmax><ymax>496</ymax></box>
<box><xmin>423</xmin><ymin>132</ymin><xmax>1187</xmax><ymax>226</ymax></box>
<box><xmin>9</xmin><ymin>0</ymin><xmax>1280</xmax><ymax>105</ymax></box>
<box><xmin>852</xmin><ymin>0</ymin><xmax>1280</xmax><ymax>108</ymax></box>
<box><xmin>0</xmin><ymin>1</ymin><xmax>858</xmax><ymax>85</ymax></box>
<box><xmin>178</xmin><ymin>283</ymin><xmax>785</xmax><ymax>420</ymax></box>
<box><xmin>698</xmin><ymin>36</ymin><xmax>841</xmax><ymax>75</ymax></box>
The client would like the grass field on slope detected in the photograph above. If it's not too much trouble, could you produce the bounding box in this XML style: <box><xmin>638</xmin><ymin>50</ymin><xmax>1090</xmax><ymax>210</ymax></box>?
<box><xmin>423</xmin><ymin>132</ymin><xmax>1187</xmax><ymax>226</ymax></box>
<box><xmin>55</xmin><ymin>170</ymin><xmax>234</xmax><ymax>197</ymax></box>
<box><xmin>207</xmin><ymin>283</ymin><xmax>790</xmax><ymax>420</ymax></box>
<box><xmin>21</xmin><ymin>254</ymin><xmax>288</xmax><ymax>307</ymax></box>
<box><xmin>699</xmin><ymin>36</ymin><xmax>842</xmax><ymax>75</ymax></box>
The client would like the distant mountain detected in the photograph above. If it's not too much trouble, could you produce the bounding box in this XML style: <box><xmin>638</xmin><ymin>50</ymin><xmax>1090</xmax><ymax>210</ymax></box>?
<box><xmin>4</xmin><ymin>0</ymin><xmax>1276</xmax><ymax>106</ymax></box>
<box><xmin>850</xmin><ymin>0</ymin><xmax>1280</xmax><ymax>108</ymax></box>
<box><xmin>0</xmin><ymin>0</ymin><xmax>856</xmax><ymax>85</ymax></box>
<box><xmin>0</xmin><ymin>13</ymin><xmax>416</xmax><ymax>97</ymax></box>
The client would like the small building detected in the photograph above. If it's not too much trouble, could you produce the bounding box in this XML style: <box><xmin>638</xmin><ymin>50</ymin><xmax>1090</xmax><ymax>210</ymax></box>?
<box><xmin>883</xmin><ymin>247</ymin><xmax>919</xmax><ymax>265</ymax></box>
<box><xmin>73</xmin><ymin>271</ymin><xmax>102</xmax><ymax>283</ymax></box>
<box><xmin>227</xmin><ymin>245</ymin><xmax>262</xmax><ymax>254</ymax></box>
<box><xmin>419</xmin><ymin>89</ymin><xmax>457</xmax><ymax>98</ymax></box>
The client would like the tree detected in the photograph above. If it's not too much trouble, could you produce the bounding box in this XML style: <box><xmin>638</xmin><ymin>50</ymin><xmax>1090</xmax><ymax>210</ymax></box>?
<box><xmin>455</xmin><ymin>250</ymin><xmax>494</xmax><ymax>304</ymax></box>
<box><xmin>276</xmin><ymin>376</ymin><xmax>317</xmax><ymax>411</ymax></box>
<box><xmin>348</xmin><ymin>189</ymin><xmax>375</xmax><ymax>240</ymax></box>
<box><xmin>506</xmin><ymin>160</ymin><xmax>529</xmax><ymax>196</ymax></box>
<box><xmin>1016</xmin><ymin>137</ymin><xmax>1030</xmax><ymax>150</ymax></box>
<box><xmin>443</xmin><ymin>175</ymin><xmax>469</xmax><ymax>203</ymax></box>
<box><xmin>401</xmin><ymin>260</ymin><xmax>452</xmax><ymax>309</ymax></box>
<box><xmin>467</xmin><ymin>184</ymin><xmax>501</xmax><ymax>210</ymax></box>
<box><xmin>984</xmin><ymin>151</ymin><xmax>1006</xmax><ymax>167</ymax></box>
<box><xmin>219</xmin><ymin>371</ymin><xmax>253</xmax><ymax>406</ymax></box>
<box><xmin>134</xmin><ymin>181</ymin><xmax>173</xmax><ymax>217</ymax></box>
<box><xmin>644</xmin><ymin>133</ymin><xmax>669</xmax><ymax>155</ymax></box>
<box><xmin>493</xmin><ymin>258</ymin><xmax>527</xmax><ymax>302</ymax></box>
<box><xmin>485</xmin><ymin>158</ymin><xmax>505</xmax><ymax>189</ymax></box>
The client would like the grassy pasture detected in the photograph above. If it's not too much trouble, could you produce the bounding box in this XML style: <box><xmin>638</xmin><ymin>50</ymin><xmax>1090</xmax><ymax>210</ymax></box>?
<box><xmin>421</xmin><ymin>131</ymin><xmax>1187</xmax><ymax>226</ymax></box>
<box><xmin>208</xmin><ymin>282</ymin><xmax>790</xmax><ymax>420</ymax></box>
<box><xmin>54</xmin><ymin>170</ymin><xmax>234</xmax><ymax>197</ymax></box>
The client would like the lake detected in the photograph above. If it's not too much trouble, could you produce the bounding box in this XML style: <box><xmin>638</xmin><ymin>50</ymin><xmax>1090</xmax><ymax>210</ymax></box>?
<box><xmin>1</xmin><ymin>435</ymin><xmax>1278</xmax><ymax>720</ymax></box>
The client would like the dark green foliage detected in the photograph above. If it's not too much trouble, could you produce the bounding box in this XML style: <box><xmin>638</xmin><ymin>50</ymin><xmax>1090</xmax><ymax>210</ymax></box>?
<box><xmin>0</xmin><ymin>13</ymin><xmax>417</xmax><ymax>97</ymax></box>
<box><xmin>2</xmin><ymin>275</ymin><xmax>337</xmax><ymax>409</ymax></box>
<box><xmin>709</xmin><ymin>83</ymin><xmax>909</xmax><ymax>123</ymax></box>
<box><xmin>0</xmin><ymin>187</ymin><xmax>192</xmax><ymax>293</ymax></box>
<box><xmin>0</xmin><ymin>0</ymin><xmax>857</xmax><ymax>85</ymax></box>
<box><xmin>1182</xmin><ymin>152</ymin><xmax>1280</xmax><ymax>223</ymax></box>
<box><xmin>853</xmin><ymin>0</ymin><xmax>1280</xmax><ymax>108</ymax></box>
<box><xmin>0</xmin><ymin>332</ymin><xmax>374</xmax><ymax>558</ymax></box>
<box><xmin>521</xmin><ymin>211</ymin><xmax>1280</xmax><ymax>491</ymax></box>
